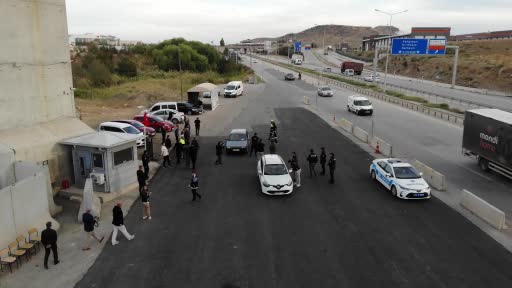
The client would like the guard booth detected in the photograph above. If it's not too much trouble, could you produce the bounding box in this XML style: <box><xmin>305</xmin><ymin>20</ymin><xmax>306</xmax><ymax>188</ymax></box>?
<box><xmin>187</xmin><ymin>83</ymin><xmax>220</xmax><ymax>111</ymax></box>
<box><xmin>59</xmin><ymin>131</ymin><xmax>140</xmax><ymax>193</ymax></box>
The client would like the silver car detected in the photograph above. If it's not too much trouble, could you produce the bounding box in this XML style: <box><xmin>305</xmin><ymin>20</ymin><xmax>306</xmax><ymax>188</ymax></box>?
<box><xmin>317</xmin><ymin>86</ymin><xmax>334</xmax><ymax>97</ymax></box>
<box><xmin>225</xmin><ymin>129</ymin><xmax>249</xmax><ymax>153</ymax></box>
<box><xmin>150</xmin><ymin>109</ymin><xmax>184</xmax><ymax>124</ymax></box>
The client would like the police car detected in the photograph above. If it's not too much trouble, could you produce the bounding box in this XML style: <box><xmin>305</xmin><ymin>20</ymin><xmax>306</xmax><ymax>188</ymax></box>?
<box><xmin>369</xmin><ymin>158</ymin><xmax>431</xmax><ymax>199</ymax></box>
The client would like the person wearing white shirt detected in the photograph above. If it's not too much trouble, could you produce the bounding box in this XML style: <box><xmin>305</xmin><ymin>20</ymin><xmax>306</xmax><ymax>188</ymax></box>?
<box><xmin>161</xmin><ymin>144</ymin><xmax>171</xmax><ymax>168</ymax></box>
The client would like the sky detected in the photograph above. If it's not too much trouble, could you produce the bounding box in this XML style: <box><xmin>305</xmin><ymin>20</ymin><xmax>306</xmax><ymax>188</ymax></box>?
<box><xmin>66</xmin><ymin>0</ymin><xmax>512</xmax><ymax>44</ymax></box>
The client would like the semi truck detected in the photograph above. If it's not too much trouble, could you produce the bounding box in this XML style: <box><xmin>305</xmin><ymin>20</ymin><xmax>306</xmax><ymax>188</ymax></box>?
<box><xmin>462</xmin><ymin>109</ymin><xmax>512</xmax><ymax>179</ymax></box>
<box><xmin>341</xmin><ymin>62</ymin><xmax>363</xmax><ymax>75</ymax></box>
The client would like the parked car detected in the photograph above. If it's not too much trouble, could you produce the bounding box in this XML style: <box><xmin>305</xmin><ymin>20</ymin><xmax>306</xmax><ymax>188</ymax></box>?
<box><xmin>343</xmin><ymin>69</ymin><xmax>355</xmax><ymax>76</ymax></box>
<box><xmin>285</xmin><ymin>73</ymin><xmax>296</xmax><ymax>81</ymax></box>
<box><xmin>225</xmin><ymin>129</ymin><xmax>249</xmax><ymax>153</ymax></box>
<box><xmin>323</xmin><ymin>67</ymin><xmax>332</xmax><ymax>72</ymax></box>
<box><xmin>148</xmin><ymin>102</ymin><xmax>178</xmax><ymax>112</ymax></box>
<box><xmin>364</xmin><ymin>74</ymin><xmax>380</xmax><ymax>82</ymax></box>
<box><xmin>347</xmin><ymin>95</ymin><xmax>373</xmax><ymax>115</ymax></box>
<box><xmin>369</xmin><ymin>158</ymin><xmax>431</xmax><ymax>199</ymax></box>
<box><xmin>177</xmin><ymin>102</ymin><xmax>203</xmax><ymax>115</ymax></box>
<box><xmin>99</xmin><ymin>122</ymin><xmax>144</xmax><ymax>147</ymax></box>
<box><xmin>150</xmin><ymin>109</ymin><xmax>184</xmax><ymax>124</ymax></box>
<box><xmin>317</xmin><ymin>86</ymin><xmax>334</xmax><ymax>97</ymax></box>
<box><xmin>111</xmin><ymin>120</ymin><xmax>156</xmax><ymax>137</ymax></box>
<box><xmin>133</xmin><ymin>115</ymin><xmax>175</xmax><ymax>132</ymax></box>
<box><xmin>257</xmin><ymin>154</ymin><xmax>294</xmax><ymax>195</ymax></box>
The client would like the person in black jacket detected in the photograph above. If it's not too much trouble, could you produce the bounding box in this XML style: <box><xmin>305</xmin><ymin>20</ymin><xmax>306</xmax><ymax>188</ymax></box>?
<box><xmin>256</xmin><ymin>139</ymin><xmax>265</xmax><ymax>160</ymax></box>
<box><xmin>142</xmin><ymin>150</ymin><xmax>150</xmax><ymax>179</ymax></box>
<box><xmin>288</xmin><ymin>152</ymin><xmax>301</xmax><ymax>187</ymax></box>
<box><xmin>82</xmin><ymin>209</ymin><xmax>104</xmax><ymax>251</ymax></box>
<box><xmin>320</xmin><ymin>147</ymin><xmax>327</xmax><ymax>175</ymax></box>
<box><xmin>41</xmin><ymin>221</ymin><xmax>59</xmax><ymax>269</ymax></box>
<box><xmin>140</xmin><ymin>186</ymin><xmax>152</xmax><ymax>220</ymax></box>
<box><xmin>306</xmin><ymin>149</ymin><xmax>318</xmax><ymax>178</ymax></box>
<box><xmin>174</xmin><ymin>124</ymin><xmax>180</xmax><ymax>142</ymax></box>
<box><xmin>165</xmin><ymin>135</ymin><xmax>172</xmax><ymax>150</ymax></box>
<box><xmin>194</xmin><ymin>117</ymin><xmax>201</xmax><ymax>136</ymax></box>
<box><xmin>328</xmin><ymin>153</ymin><xmax>337</xmax><ymax>184</ymax></box>
<box><xmin>137</xmin><ymin>165</ymin><xmax>145</xmax><ymax>193</ymax></box>
<box><xmin>269</xmin><ymin>138</ymin><xmax>276</xmax><ymax>154</ymax></box>
<box><xmin>111</xmin><ymin>202</ymin><xmax>134</xmax><ymax>246</ymax></box>
<box><xmin>190</xmin><ymin>172</ymin><xmax>201</xmax><ymax>201</ymax></box>
<box><xmin>215</xmin><ymin>141</ymin><xmax>224</xmax><ymax>165</ymax></box>
<box><xmin>190</xmin><ymin>137</ymin><xmax>199</xmax><ymax>170</ymax></box>
<box><xmin>250</xmin><ymin>133</ymin><xmax>259</xmax><ymax>157</ymax></box>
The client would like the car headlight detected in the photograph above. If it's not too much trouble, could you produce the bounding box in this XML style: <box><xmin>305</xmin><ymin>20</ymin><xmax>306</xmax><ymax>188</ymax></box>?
<box><xmin>262</xmin><ymin>180</ymin><xmax>270</xmax><ymax>187</ymax></box>
<box><xmin>397</xmin><ymin>184</ymin><xmax>411</xmax><ymax>191</ymax></box>
<box><xmin>287</xmin><ymin>179</ymin><xmax>293</xmax><ymax>186</ymax></box>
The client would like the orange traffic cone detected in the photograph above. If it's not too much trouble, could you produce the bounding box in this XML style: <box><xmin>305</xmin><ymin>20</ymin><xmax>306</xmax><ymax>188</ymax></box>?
<box><xmin>375</xmin><ymin>142</ymin><xmax>381</xmax><ymax>154</ymax></box>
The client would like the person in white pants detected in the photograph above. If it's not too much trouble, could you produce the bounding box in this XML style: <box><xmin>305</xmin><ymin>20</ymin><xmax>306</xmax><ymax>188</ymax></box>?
<box><xmin>111</xmin><ymin>202</ymin><xmax>134</xmax><ymax>245</ymax></box>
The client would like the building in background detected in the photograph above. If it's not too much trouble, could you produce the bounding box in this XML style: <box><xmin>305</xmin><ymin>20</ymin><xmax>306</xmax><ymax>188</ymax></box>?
<box><xmin>451</xmin><ymin>30</ymin><xmax>512</xmax><ymax>41</ymax></box>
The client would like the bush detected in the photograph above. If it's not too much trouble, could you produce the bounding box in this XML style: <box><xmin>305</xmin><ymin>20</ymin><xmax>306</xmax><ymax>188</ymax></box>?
<box><xmin>117</xmin><ymin>58</ymin><xmax>138</xmax><ymax>77</ymax></box>
<box><xmin>87</xmin><ymin>60</ymin><xmax>112</xmax><ymax>87</ymax></box>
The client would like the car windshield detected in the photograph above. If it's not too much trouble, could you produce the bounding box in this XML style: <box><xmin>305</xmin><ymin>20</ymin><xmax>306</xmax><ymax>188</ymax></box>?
<box><xmin>354</xmin><ymin>100</ymin><xmax>371</xmax><ymax>106</ymax></box>
<box><xmin>229</xmin><ymin>133</ymin><xmax>246</xmax><ymax>141</ymax></box>
<box><xmin>129</xmin><ymin>121</ymin><xmax>144</xmax><ymax>128</ymax></box>
<box><xmin>152</xmin><ymin>116</ymin><xmax>164</xmax><ymax>122</ymax></box>
<box><xmin>123</xmin><ymin>126</ymin><xmax>141</xmax><ymax>134</ymax></box>
<box><xmin>286</xmin><ymin>74</ymin><xmax>293</xmax><ymax>77</ymax></box>
<box><xmin>393</xmin><ymin>166</ymin><xmax>422</xmax><ymax>179</ymax></box>
<box><xmin>264</xmin><ymin>164</ymin><xmax>288</xmax><ymax>175</ymax></box>
<box><xmin>226</xmin><ymin>85</ymin><xmax>236</xmax><ymax>90</ymax></box>
<box><xmin>321</xmin><ymin>87</ymin><xmax>331</xmax><ymax>91</ymax></box>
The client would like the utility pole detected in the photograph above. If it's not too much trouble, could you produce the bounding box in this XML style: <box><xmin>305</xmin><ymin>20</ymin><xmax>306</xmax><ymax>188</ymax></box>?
<box><xmin>323</xmin><ymin>25</ymin><xmax>326</xmax><ymax>53</ymax></box>
<box><xmin>373</xmin><ymin>45</ymin><xmax>378</xmax><ymax>78</ymax></box>
<box><xmin>375</xmin><ymin>9</ymin><xmax>408</xmax><ymax>91</ymax></box>
<box><xmin>447</xmin><ymin>45</ymin><xmax>460</xmax><ymax>89</ymax></box>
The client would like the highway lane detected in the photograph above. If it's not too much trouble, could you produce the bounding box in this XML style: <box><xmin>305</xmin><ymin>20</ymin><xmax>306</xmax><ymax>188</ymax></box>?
<box><xmin>75</xmin><ymin>76</ymin><xmax>512</xmax><ymax>287</ymax></box>
<box><xmin>248</xmin><ymin>57</ymin><xmax>512</xmax><ymax>219</ymax></box>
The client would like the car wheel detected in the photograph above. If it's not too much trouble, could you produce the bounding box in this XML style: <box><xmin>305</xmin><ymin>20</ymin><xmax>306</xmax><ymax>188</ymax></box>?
<box><xmin>391</xmin><ymin>186</ymin><xmax>398</xmax><ymax>197</ymax></box>
<box><xmin>478</xmin><ymin>158</ymin><xmax>490</xmax><ymax>171</ymax></box>
<box><xmin>156</xmin><ymin>127</ymin><xmax>162</xmax><ymax>133</ymax></box>
<box><xmin>172</xmin><ymin>119</ymin><xmax>178</xmax><ymax>124</ymax></box>
<box><xmin>371</xmin><ymin>170</ymin><xmax>376</xmax><ymax>181</ymax></box>
<box><xmin>187</xmin><ymin>111</ymin><xmax>192</xmax><ymax>115</ymax></box>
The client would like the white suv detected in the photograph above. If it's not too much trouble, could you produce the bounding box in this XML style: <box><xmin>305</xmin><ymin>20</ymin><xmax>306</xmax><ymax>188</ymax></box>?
<box><xmin>347</xmin><ymin>95</ymin><xmax>373</xmax><ymax>116</ymax></box>
<box><xmin>99</xmin><ymin>122</ymin><xmax>144</xmax><ymax>147</ymax></box>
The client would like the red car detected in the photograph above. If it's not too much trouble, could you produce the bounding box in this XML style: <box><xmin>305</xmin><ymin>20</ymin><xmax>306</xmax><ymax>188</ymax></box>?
<box><xmin>133</xmin><ymin>115</ymin><xmax>175</xmax><ymax>132</ymax></box>
<box><xmin>112</xmin><ymin>120</ymin><xmax>157</xmax><ymax>137</ymax></box>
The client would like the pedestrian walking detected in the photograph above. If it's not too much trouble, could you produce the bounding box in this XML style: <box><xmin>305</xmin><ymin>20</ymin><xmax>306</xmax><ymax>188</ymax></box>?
<box><xmin>298</xmin><ymin>72</ymin><xmax>302</xmax><ymax>80</ymax></box>
<box><xmin>161</xmin><ymin>126</ymin><xmax>167</xmax><ymax>144</ymax></box>
<box><xmin>142</xmin><ymin>150</ymin><xmax>150</xmax><ymax>180</ymax></box>
<box><xmin>215</xmin><ymin>141</ymin><xmax>224</xmax><ymax>165</ymax></box>
<box><xmin>320</xmin><ymin>147</ymin><xmax>327</xmax><ymax>176</ymax></box>
<box><xmin>256</xmin><ymin>139</ymin><xmax>265</xmax><ymax>160</ymax></box>
<box><xmin>269</xmin><ymin>139</ymin><xmax>276</xmax><ymax>154</ymax></box>
<box><xmin>137</xmin><ymin>165</ymin><xmax>146</xmax><ymax>193</ymax></box>
<box><xmin>174</xmin><ymin>124</ymin><xmax>180</xmax><ymax>143</ymax></box>
<box><xmin>41</xmin><ymin>221</ymin><xmax>59</xmax><ymax>269</ymax></box>
<box><xmin>183</xmin><ymin>143</ymin><xmax>191</xmax><ymax>168</ymax></box>
<box><xmin>111</xmin><ymin>202</ymin><xmax>135</xmax><ymax>245</ymax></box>
<box><xmin>288</xmin><ymin>152</ymin><xmax>301</xmax><ymax>187</ymax></box>
<box><xmin>270</xmin><ymin>120</ymin><xmax>277</xmax><ymax>133</ymax></box>
<box><xmin>190</xmin><ymin>137</ymin><xmax>199</xmax><ymax>170</ymax></box>
<box><xmin>176</xmin><ymin>136</ymin><xmax>185</xmax><ymax>164</ymax></box>
<box><xmin>161</xmin><ymin>144</ymin><xmax>171</xmax><ymax>168</ymax></box>
<box><xmin>147</xmin><ymin>136</ymin><xmax>155</xmax><ymax>161</ymax></box>
<box><xmin>185</xmin><ymin>117</ymin><xmax>191</xmax><ymax>130</ymax></box>
<box><xmin>250</xmin><ymin>133</ymin><xmax>259</xmax><ymax>157</ymax></box>
<box><xmin>184</xmin><ymin>127</ymin><xmax>191</xmax><ymax>145</ymax></box>
<box><xmin>140</xmin><ymin>186</ymin><xmax>152</xmax><ymax>220</ymax></box>
<box><xmin>190</xmin><ymin>172</ymin><xmax>201</xmax><ymax>201</ymax></box>
<box><xmin>194</xmin><ymin>117</ymin><xmax>201</xmax><ymax>136</ymax></box>
<box><xmin>165</xmin><ymin>135</ymin><xmax>172</xmax><ymax>150</ymax></box>
<box><xmin>268</xmin><ymin>129</ymin><xmax>278</xmax><ymax>143</ymax></box>
<box><xmin>82</xmin><ymin>209</ymin><xmax>104</xmax><ymax>251</ymax></box>
<box><xmin>306</xmin><ymin>149</ymin><xmax>318</xmax><ymax>177</ymax></box>
<box><xmin>328</xmin><ymin>153</ymin><xmax>336</xmax><ymax>184</ymax></box>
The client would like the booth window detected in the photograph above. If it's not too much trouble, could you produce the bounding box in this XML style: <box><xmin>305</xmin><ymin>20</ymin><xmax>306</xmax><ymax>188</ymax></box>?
<box><xmin>93</xmin><ymin>153</ymin><xmax>104</xmax><ymax>169</ymax></box>
<box><xmin>113</xmin><ymin>148</ymin><xmax>133</xmax><ymax>166</ymax></box>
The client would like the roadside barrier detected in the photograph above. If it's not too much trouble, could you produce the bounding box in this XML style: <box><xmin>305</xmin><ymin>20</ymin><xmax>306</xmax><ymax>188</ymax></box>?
<box><xmin>369</xmin><ymin>136</ymin><xmax>392</xmax><ymax>157</ymax></box>
<box><xmin>338</xmin><ymin>118</ymin><xmax>353</xmax><ymax>133</ymax></box>
<box><xmin>461</xmin><ymin>189</ymin><xmax>507</xmax><ymax>230</ymax></box>
<box><xmin>353</xmin><ymin>126</ymin><xmax>369</xmax><ymax>143</ymax></box>
<box><xmin>303</xmin><ymin>96</ymin><xmax>311</xmax><ymax>105</ymax></box>
<box><xmin>411</xmin><ymin>160</ymin><xmax>446</xmax><ymax>191</ymax></box>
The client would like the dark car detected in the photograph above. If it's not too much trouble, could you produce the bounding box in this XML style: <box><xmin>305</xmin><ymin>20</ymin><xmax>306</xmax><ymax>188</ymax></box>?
<box><xmin>225</xmin><ymin>129</ymin><xmax>249</xmax><ymax>153</ymax></box>
<box><xmin>112</xmin><ymin>120</ymin><xmax>156</xmax><ymax>137</ymax></box>
<box><xmin>177</xmin><ymin>102</ymin><xmax>203</xmax><ymax>115</ymax></box>
<box><xmin>133</xmin><ymin>115</ymin><xmax>175</xmax><ymax>132</ymax></box>
<box><xmin>285</xmin><ymin>73</ymin><xmax>295</xmax><ymax>81</ymax></box>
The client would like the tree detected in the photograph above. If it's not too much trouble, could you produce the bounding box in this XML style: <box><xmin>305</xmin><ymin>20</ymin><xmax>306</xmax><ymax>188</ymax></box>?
<box><xmin>87</xmin><ymin>60</ymin><xmax>112</xmax><ymax>87</ymax></box>
<box><xmin>220</xmin><ymin>38</ymin><xmax>225</xmax><ymax>47</ymax></box>
<box><xmin>117</xmin><ymin>58</ymin><xmax>138</xmax><ymax>77</ymax></box>
<box><xmin>223</xmin><ymin>47</ymin><xmax>229</xmax><ymax>57</ymax></box>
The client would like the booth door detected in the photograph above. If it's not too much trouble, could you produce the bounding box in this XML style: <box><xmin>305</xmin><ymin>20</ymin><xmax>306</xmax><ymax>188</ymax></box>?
<box><xmin>76</xmin><ymin>150</ymin><xmax>92</xmax><ymax>186</ymax></box>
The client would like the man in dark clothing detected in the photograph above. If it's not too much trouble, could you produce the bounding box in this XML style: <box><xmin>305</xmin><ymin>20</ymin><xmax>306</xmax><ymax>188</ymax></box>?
<box><xmin>41</xmin><ymin>221</ymin><xmax>59</xmax><ymax>269</ymax></box>
<box><xmin>269</xmin><ymin>139</ymin><xmax>276</xmax><ymax>154</ymax></box>
<box><xmin>111</xmin><ymin>202</ymin><xmax>134</xmax><ymax>245</ymax></box>
<box><xmin>183</xmin><ymin>144</ymin><xmax>191</xmax><ymax>168</ymax></box>
<box><xmin>288</xmin><ymin>152</ymin><xmax>301</xmax><ymax>187</ymax></box>
<box><xmin>176</xmin><ymin>137</ymin><xmax>185</xmax><ymax>165</ymax></box>
<box><xmin>190</xmin><ymin>172</ymin><xmax>201</xmax><ymax>201</ymax></box>
<box><xmin>147</xmin><ymin>136</ymin><xmax>155</xmax><ymax>161</ymax></box>
<box><xmin>174</xmin><ymin>124</ymin><xmax>180</xmax><ymax>143</ymax></box>
<box><xmin>256</xmin><ymin>139</ymin><xmax>265</xmax><ymax>160</ymax></box>
<box><xmin>184</xmin><ymin>127</ymin><xmax>191</xmax><ymax>145</ymax></box>
<box><xmin>328</xmin><ymin>153</ymin><xmax>337</xmax><ymax>184</ymax></box>
<box><xmin>320</xmin><ymin>147</ymin><xmax>327</xmax><ymax>175</ymax></box>
<box><xmin>165</xmin><ymin>135</ymin><xmax>172</xmax><ymax>150</ymax></box>
<box><xmin>215</xmin><ymin>141</ymin><xmax>224</xmax><ymax>165</ymax></box>
<box><xmin>298</xmin><ymin>72</ymin><xmax>302</xmax><ymax>80</ymax></box>
<box><xmin>268</xmin><ymin>129</ymin><xmax>278</xmax><ymax>143</ymax></box>
<box><xmin>137</xmin><ymin>165</ymin><xmax>145</xmax><ymax>193</ymax></box>
<box><xmin>306</xmin><ymin>149</ymin><xmax>318</xmax><ymax>178</ymax></box>
<box><xmin>82</xmin><ymin>209</ymin><xmax>104</xmax><ymax>251</ymax></box>
<box><xmin>190</xmin><ymin>138</ymin><xmax>199</xmax><ymax>170</ymax></box>
<box><xmin>142</xmin><ymin>150</ymin><xmax>150</xmax><ymax>180</ymax></box>
<box><xmin>161</xmin><ymin>127</ymin><xmax>167</xmax><ymax>144</ymax></box>
<box><xmin>250</xmin><ymin>133</ymin><xmax>259</xmax><ymax>157</ymax></box>
<box><xmin>194</xmin><ymin>117</ymin><xmax>201</xmax><ymax>136</ymax></box>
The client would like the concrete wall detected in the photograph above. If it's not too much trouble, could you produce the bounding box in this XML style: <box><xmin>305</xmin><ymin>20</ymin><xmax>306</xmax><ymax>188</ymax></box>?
<box><xmin>461</xmin><ymin>189</ymin><xmax>506</xmax><ymax>230</ymax></box>
<box><xmin>0</xmin><ymin>0</ymin><xmax>75</xmax><ymax>130</ymax></box>
<box><xmin>0</xmin><ymin>143</ymin><xmax>16</xmax><ymax>189</ymax></box>
<box><xmin>107</xmin><ymin>144</ymin><xmax>138</xmax><ymax>193</ymax></box>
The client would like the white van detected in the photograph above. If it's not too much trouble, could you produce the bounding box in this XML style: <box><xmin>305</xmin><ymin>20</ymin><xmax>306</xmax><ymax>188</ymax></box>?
<box><xmin>347</xmin><ymin>96</ymin><xmax>373</xmax><ymax>116</ymax></box>
<box><xmin>148</xmin><ymin>102</ymin><xmax>178</xmax><ymax>112</ymax></box>
<box><xmin>224</xmin><ymin>81</ymin><xmax>243</xmax><ymax>98</ymax></box>
<box><xmin>294</xmin><ymin>59</ymin><xmax>303</xmax><ymax>65</ymax></box>
<box><xmin>99</xmin><ymin>122</ymin><xmax>144</xmax><ymax>147</ymax></box>
<box><xmin>343</xmin><ymin>69</ymin><xmax>355</xmax><ymax>76</ymax></box>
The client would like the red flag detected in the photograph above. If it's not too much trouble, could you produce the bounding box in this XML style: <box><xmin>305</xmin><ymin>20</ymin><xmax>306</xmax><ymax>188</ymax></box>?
<box><xmin>143</xmin><ymin>111</ymin><xmax>150</xmax><ymax>127</ymax></box>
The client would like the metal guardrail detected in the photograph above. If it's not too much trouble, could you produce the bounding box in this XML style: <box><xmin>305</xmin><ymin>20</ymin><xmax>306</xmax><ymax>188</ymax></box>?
<box><xmin>252</xmin><ymin>54</ymin><xmax>466</xmax><ymax>126</ymax></box>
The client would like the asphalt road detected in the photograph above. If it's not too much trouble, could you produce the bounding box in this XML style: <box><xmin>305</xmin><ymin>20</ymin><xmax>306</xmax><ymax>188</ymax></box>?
<box><xmin>75</xmin><ymin>69</ymin><xmax>512</xmax><ymax>287</ymax></box>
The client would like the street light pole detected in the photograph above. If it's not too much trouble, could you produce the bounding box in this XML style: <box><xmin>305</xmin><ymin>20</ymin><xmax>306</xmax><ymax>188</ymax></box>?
<box><xmin>375</xmin><ymin>9</ymin><xmax>408</xmax><ymax>91</ymax></box>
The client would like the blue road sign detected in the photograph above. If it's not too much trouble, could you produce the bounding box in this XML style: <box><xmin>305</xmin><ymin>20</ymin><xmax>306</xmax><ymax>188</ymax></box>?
<box><xmin>391</xmin><ymin>38</ymin><xmax>428</xmax><ymax>55</ymax></box>
<box><xmin>294</xmin><ymin>41</ymin><xmax>302</xmax><ymax>52</ymax></box>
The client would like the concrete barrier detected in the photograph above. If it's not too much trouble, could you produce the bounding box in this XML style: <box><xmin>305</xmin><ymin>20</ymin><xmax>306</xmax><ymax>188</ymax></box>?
<box><xmin>412</xmin><ymin>160</ymin><xmax>446</xmax><ymax>191</ymax></box>
<box><xmin>338</xmin><ymin>118</ymin><xmax>353</xmax><ymax>133</ymax></box>
<box><xmin>353</xmin><ymin>126</ymin><xmax>369</xmax><ymax>143</ymax></box>
<box><xmin>303</xmin><ymin>96</ymin><xmax>311</xmax><ymax>105</ymax></box>
<box><xmin>369</xmin><ymin>136</ymin><xmax>392</xmax><ymax>157</ymax></box>
<box><xmin>461</xmin><ymin>189</ymin><xmax>506</xmax><ymax>230</ymax></box>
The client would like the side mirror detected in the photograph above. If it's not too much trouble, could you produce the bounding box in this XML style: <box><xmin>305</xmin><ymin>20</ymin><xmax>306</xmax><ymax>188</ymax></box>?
<box><xmin>386</xmin><ymin>173</ymin><xmax>392</xmax><ymax>178</ymax></box>
<box><xmin>419</xmin><ymin>172</ymin><xmax>423</xmax><ymax>176</ymax></box>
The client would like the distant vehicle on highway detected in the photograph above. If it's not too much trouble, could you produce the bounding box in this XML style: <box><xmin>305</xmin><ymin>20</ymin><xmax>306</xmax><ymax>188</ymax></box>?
<box><xmin>99</xmin><ymin>121</ymin><xmax>144</xmax><ymax>147</ymax></box>
<box><xmin>463</xmin><ymin>109</ymin><xmax>512</xmax><ymax>179</ymax></box>
<box><xmin>292</xmin><ymin>59</ymin><xmax>303</xmax><ymax>65</ymax></box>
<box><xmin>347</xmin><ymin>96</ymin><xmax>373</xmax><ymax>115</ymax></box>
<box><xmin>252</xmin><ymin>60</ymin><xmax>258</xmax><ymax>63</ymax></box>
<box><xmin>369</xmin><ymin>158</ymin><xmax>431</xmax><ymax>199</ymax></box>
<box><xmin>341</xmin><ymin>61</ymin><xmax>363</xmax><ymax>75</ymax></box>
<box><xmin>224</xmin><ymin>81</ymin><xmax>244</xmax><ymax>98</ymax></box>
<box><xmin>149</xmin><ymin>109</ymin><xmax>184</xmax><ymax>124</ymax></box>
<box><xmin>111</xmin><ymin>120</ymin><xmax>156</xmax><ymax>137</ymax></box>
<box><xmin>257</xmin><ymin>154</ymin><xmax>294</xmax><ymax>196</ymax></box>
<box><xmin>323</xmin><ymin>67</ymin><xmax>332</xmax><ymax>72</ymax></box>
<box><xmin>284</xmin><ymin>73</ymin><xmax>296</xmax><ymax>81</ymax></box>
<box><xmin>133</xmin><ymin>114</ymin><xmax>175</xmax><ymax>133</ymax></box>
<box><xmin>343</xmin><ymin>69</ymin><xmax>354</xmax><ymax>76</ymax></box>
<box><xmin>225</xmin><ymin>128</ymin><xmax>249</xmax><ymax>153</ymax></box>
<box><xmin>364</xmin><ymin>74</ymin><xmax>380</xmax><ymax>82</ymax></box>
<box><xmin>317</xmin><ymin>86</ymin><xmax>334</xmax><ymax>97</ymax></box>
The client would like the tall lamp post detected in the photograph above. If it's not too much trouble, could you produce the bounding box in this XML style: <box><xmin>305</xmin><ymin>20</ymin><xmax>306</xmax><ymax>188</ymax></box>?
<box><xmin>374</xmin><ymin>9</ymin><xmax>408</xmax><ymax>91</ymax></box>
